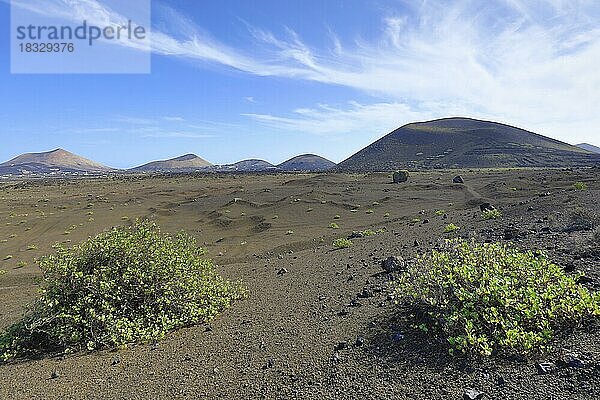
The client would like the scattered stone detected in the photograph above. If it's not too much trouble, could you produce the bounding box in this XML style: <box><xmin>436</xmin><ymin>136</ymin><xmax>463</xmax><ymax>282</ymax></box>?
<box><xmin>50</xmin><ymin>369</ymin><xmax>60</xmax><ymax>379</ymax></box>
<box><xmin>496</xmin><ymin>375</ymin><xmax>505</xmax><ymax>386</ymax></box>
<box><xmin>536</xmin><ymin>361</ymin><xmax>555</xmax><ymax>375</ymax></box>
<box><xmin>392</xmin><ymin>332</ymin><xmax>404</xmax><ymax>342</ymax></box>
<box><xmin>349</xmin><ymin>299</ymin><xmax>362</xmax><ymax>308</ymax></box>
<box><xmin>338</xmin><ymin>309</ymin><xmax>350</xmax><ymax>316</ymax></box>
<box><xmin>277</xmin><ymin>268</ymin><xmax>288</xmax><ymax>275</ymax></box>
<box><xmin>560</xmin><ymin>353</ymin><xmax>585</xmax><ymax>369</ymax></box>
<box><xmin>393</xmin><ymin>170</ymin><xmax>409</xmax><ymax>184</ymax></box>
<box><xmin>414</xmin><ymin>240</ymin><xmax>421</xmax><ymax>247</ymax></box>
<box><xmin>453</xmin><ymin>175</ymin><xmax>465</xmax><ymax>184</ymax></box>
<box><xmin>504</xmin><ymin>228</ymin><xmax>525</xmax><ymax>240</ymax></box>
<box><xmin>382</xmin><ymin>256</ymin><xmax>405</xmax><ymax>273</ymax></box>
<box><xmin>355</xmin><ymin>336</ymin><xmax>366</xmax><ymax>346</ymax></box>
<box><xmin>358</xmin><ymin>288</ymin><xmax>373</xmax><ymax>298</ymax></box>
<box><xmin>111</xmin><ymin>355</ymin><xmax>121</xmax><ymax>365</ymax></box>
<box><xmin>480</xmin><ymin>203</ymin><xmax>496</xmax><ymax>212</ymax></box>
<box><xmin>263</xmin><ymin>358</ymin><xmax>275</xmax><ymax>369</ymax></box>
<box><xmin>335</xmin><ymin>341</ymin><xmax>348</xmax><ymax>351</ymax></box>
<box><xmin>463</xmin><ymin>388</ymin><xmax>484</xmax><ymax>400</ymax></box>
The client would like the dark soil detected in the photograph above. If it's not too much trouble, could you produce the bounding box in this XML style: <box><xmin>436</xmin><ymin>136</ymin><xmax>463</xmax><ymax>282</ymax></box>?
<box><xmin>0</xmin><ymin>169</ymin><xmax>598</xmax><ymax>399</ymax></box>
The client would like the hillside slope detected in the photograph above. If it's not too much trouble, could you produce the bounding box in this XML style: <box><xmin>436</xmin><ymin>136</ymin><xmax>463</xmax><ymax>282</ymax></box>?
<box><xmin>577</xmin><ymin>143</ymin><xmax>600</xmax><ymax>154</ymax></box>
<box><xmin>130</xmin><ymin>154</ymin><xmax>212</xmax><ymax>172</ymax></box>
<box><xmin>337</xmin><ymin>118</ymin><xmax>600</xmax><ymax>171</ymax></box>
<box><xmin>278</xmin><ymin>154</ymin><xmax>336</xmax><ymax>171</ymax></box>
<box><xmin>0</xmin><ymin>148</ymin><xmax>113</xmax><ymax>173</ymax></box>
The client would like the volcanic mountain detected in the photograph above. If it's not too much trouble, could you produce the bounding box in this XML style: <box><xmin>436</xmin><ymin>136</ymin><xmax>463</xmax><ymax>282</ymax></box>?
<box><xmin>577</xmin><ymin>143</ymin><xmax>600</xmax><ymax>154</ymax></box>
<box><xmin>337</xmin><ymin>118</ymin><xmax>600</xmax><ymax>171</ymax></box>
<box><xmin>0</xmin><ymin>148</ymin><xmax>113</xmax><ymax>174</ymax></box>
<box><xmin>130</xmin><ymin>154</ymin><xmax>212</xmax><ymax>172</ymax></box>
<box><xmin>223</xmin><ymin>159</ymin><xmax>277</xmax><ymax>172</ymax></box>
<box><xmin>277</xmin><ymin>154</ymin><xmax>336</xmax><ymax>172</ymax></box>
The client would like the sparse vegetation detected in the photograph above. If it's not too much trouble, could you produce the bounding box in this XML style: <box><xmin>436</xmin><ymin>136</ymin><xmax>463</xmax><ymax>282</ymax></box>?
<box><xmin>574</xmin><ymin>182</ymin><xmax>588</xmax><ymax>191</ymax></box>
<box><xmin>435</xmin><ymin>210</ymin><xmax>446</xmax><ymax>216</ymax></box>
<box><xmin>482</xmin><ymin>209</ymin><xmax>502</xmax><ymax>220</ymax></box>
<box><xmin>286</xmin><ymin>230</ymin><xmax>294</xmax><ymax>235</ymax></box>
<box><xmin>333</xmin><ymin>238</ymin><xmax>353</xmax><ymax>248</ymax></box>
<box><xmin>366</xmin><ymin>209</ymin><xmax>374</xmax><ymax>214</ymax></box>
<box><xmin>396</xmin><ymin>239</ymin><xmax>600</xmax><ymax>356</ymax></box>
<box><xmin>0</xmin><ymin>220</ymin><xmax>245</xmax><ymax>361</ymax></box>
<box><xmin>444</xmin><ymin>223</ymin><xmax>460</xmax><ymax>233</ymax></box>
<box><xmin>329</xmin><ymin>223</ymin><xmax>340</xmax><ymax>229</ymax></box>
<box><xmin>333</xmin><ymin>215</ymin><xmax>341</xmax><ymax>220</ymax></box>
<box><xmin>3</xmin><ymin>255</ymin><xmax>13</xmax><ymax>260</ymax></box>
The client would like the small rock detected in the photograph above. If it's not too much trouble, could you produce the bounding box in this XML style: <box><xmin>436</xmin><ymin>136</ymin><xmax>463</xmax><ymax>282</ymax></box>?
<box><xmin>561</xmin><ymin>353</ymin><xmax>585</xmax><ymax>369</ymax></box>
<box><xmin>277</xmin><ymin>268</ymin><xmax>288</xmax><ymax>275</ymax></box>
<box><xmin>382</xmin><ymin>256</ymin><xmax>405</xmax><ymax>273</ymax></box>
<box><xmin>536</xmin><ymin>361</ymin><xmax>555</xmax><ymax>375</ymax></box>
<box><xmin>496</xmin><ymin>375</ymin><xmax>505</xmax><ymax>386</ymax></box>
<box><xmin>263</xmin><ymin>358</ymin><xmax>275</xmax><ymax>369</ymax></box>
<box><xmin>355</xmin><ymin>336</ymin><xmax>366</xmax><ymax>346</ymax></box>
<box><xmin>111</xmin><ymin>355</ymin><xmax>121</xmax><ymax>365</ymax></box>
<box><xmin>392</xmin><ymin>170</ymin><xmax>409</xmax><ymax>183</ymax></box>
<box><xmin>50</xmin><ymin>369</ymin><xmax>60</xmax><ymax>379</ymax></box>
<box><xmin>335</xmin><ymin>341</ymin><xmax>348</xmax><ymax>351</ymax></box>
<box><xmin>453</xmin><ymin>175</ymin><xmax>465</xmax><ymax>184</ymax></box>
<box><xmin>463</xmin><ymin>388</ymin><xmax>484</xmax><ymax>400</ymax></box>
<box><xmin>392</xmin><ymin>332</ymin><xmax>404</xmax><ymax>342</ymax></box>
<box><xmin>480</xmin><ymin>203</ymin><xmax>496</xmax><ymax>213</ymax></box>
<box><xmin>413</xmin><ymin>240</ymin><xmax>421</xmax><ymax>247</ymax></box>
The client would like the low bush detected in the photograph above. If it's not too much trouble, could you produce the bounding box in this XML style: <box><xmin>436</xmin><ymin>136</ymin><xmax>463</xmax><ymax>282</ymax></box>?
<box><xmin>444</xmin><ymin>223</ymin><xmax>460</xmax><ymax>233</ymax></box>
<box><xmin>396</xmin><ymin>239</ymin><xmax>600</xmax><ymax>356</ymax></box>
<box><xmin>329</xmin><ymin>223</ymin><xmax>340</xmax><ymax>229</ymax></box>
<box><xmin>482</xmin><ymin>209</ymin><xmax>502</xmax><ymax>220</ymax></box>
<box><xmin>0</xmin><ymin>220</ymin><xmax>245</xmax><ymax>362</ymax></box>
<box><xmin>333</xmin><ymin>238</ymin><xmax>353</xmax><ymax>248</ymax></box>
<box><xmin>574</xmin><ymin>182</ymin><xmax>588</xmax><ymax>191</ymax></box>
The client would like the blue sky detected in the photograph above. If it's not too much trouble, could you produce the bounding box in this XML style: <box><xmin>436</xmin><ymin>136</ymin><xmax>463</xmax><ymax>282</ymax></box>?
<box><xmin>1</xmin><ymin>0</ymin><xmax>599</xmax><ymax>168</ymax></box>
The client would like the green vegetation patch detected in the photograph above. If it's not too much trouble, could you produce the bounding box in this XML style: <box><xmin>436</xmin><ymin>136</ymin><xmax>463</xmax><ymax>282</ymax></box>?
<box><xmin>396</xmin><ymin>239</ymin><xmax>600</xmax><ymax>356</ymax></box>
<box><xmin>0</xmin><ymin>220</ymin><xmax>245</xmax><ymax>362</ymax></box>
<box><xmin>444</xmin><ymin>223</ymin><xmax>460</xmax><ymax>233</ymax></box>
<box><xmin>574</xmin><ymin>182</ymin><xmax>588</xmax><ymax>191</ymax></box>
<box><xmin>482</xmin><ymin>209</ymin><xmax>502</xmax><ymax>220</ymax></box>
<box><xmin>333</xmin><ymin>238</ymin><xmax>353</xmax><ymax>248</ymax></box>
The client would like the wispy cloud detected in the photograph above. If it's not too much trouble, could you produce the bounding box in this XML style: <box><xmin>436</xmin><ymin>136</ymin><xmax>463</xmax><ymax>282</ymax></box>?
<box><xmin>11</xmin><ymin>0</ymin><xmax>600</xmax><ymax>143</ymax></box>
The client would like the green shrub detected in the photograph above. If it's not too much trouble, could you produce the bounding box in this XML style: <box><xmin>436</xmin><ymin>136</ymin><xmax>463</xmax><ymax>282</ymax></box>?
<box><xmin>333</xmin><ymin>215</ymin><xmax>341</xmax><ymax>220</ymax></box>
<box><xmin>396</xmin><ymin>239</ymin><xmax>600</xmax><ymax>356</ymax></box>
<box><xmin>329</xmin><ymin>223</ymin><xmax>340</xmax><ymax>229</ymax></box>
<box><xmin>435</xmin><ymin>210</ymin><xmax>446</xmax><ymax>216</ymax></box>
<box><xmin>333</xmin><ymin>238</ymin><xmax>353</xmax><ymax>248</ymax></box>
<box><xmin>0</xmin><ymin>220</ymin><xmax>245</xmax><ymax>361</ymax></box>
<box><xmin>482</xmin><ymin>209</ymin><xmax>502</xmax><ymax>220</ymax></box>
<box><xmin>574</xmin><ymin>182</ymin><xmax>588</xmax><ymax>191</ymax></box>
<box><xmin>444</xmin><ymin>223</ymin><xmax>460</xmax><ymax>233</ymax></box>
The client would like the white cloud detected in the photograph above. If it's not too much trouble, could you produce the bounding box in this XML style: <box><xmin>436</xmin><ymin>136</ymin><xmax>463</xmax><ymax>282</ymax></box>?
<box><xmin>9</xmin><ymin>0</ymin><xmax>600</xmax><ymax>144</ymax></box>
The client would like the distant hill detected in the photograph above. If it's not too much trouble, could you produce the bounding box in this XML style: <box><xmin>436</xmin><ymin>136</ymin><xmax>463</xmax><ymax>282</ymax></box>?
<box><xmin>577</xmin><ymin>143</ymin><xmax>600</xmax><ymax>154</ymax></box>
<box><xmin>0</xmin><ymin>148</ymin><xmax>113</xmax><ymax>175</ymax></box>
<box><xmin>337</xmin><ymin>118</ymin><xmax>600</xmax><ymax>171</ymax></box>
<box><xmin>130</xmin><ymin>154</ymin><xmax>212</xmax><ymax>172</ymax></box>
<box><xmin>223</xmin><ymin>159</ymin><xmax>277</xmax><ymax>172</ymax></box>
<box><xmin>278</xmin><ymin>154</ymin><xmax>336</xmax><ymax>171</ymax></box>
